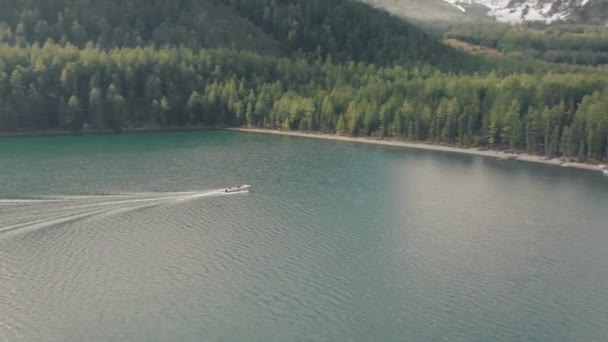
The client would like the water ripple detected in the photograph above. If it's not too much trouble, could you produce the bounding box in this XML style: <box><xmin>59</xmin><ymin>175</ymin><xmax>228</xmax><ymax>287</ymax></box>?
<box><xmin>2</xmin><ymin>132</ymin><xmax>608</xmax><ymax>342</ymax></box>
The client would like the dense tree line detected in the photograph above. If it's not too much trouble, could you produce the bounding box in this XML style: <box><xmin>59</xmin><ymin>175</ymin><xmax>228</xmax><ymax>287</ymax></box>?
<box><xmin>446</xmin><ymin>23</ymin><xmax>608</xmax><ymax>66</ymax></box>
<box><xmin>1</xmin><ymin>0</ymin><xmax>596</xmax><ymax>72</ymax></box>
<box><xmin>0</xmin><ymin>0</ymin><xmax>280</xmax><ymax>54</ymax></box>
<box><xmin>0</xmin><ymin>0</ymin><xmax>471</xmax><ymax>69</ymax></box>
<box><xmin>216</xmin><ymin>0</ymin><xmax>470</xmax><ymax>67</ymax></box>
<box><xmin>0</xmin><ymin>0</ymin><xmax>606</xmax><ymax>161</ymax></box>
<box><xmin>1</xmin><ymin>43</ymin><xmax>607</xmax><ymax>161</ymax></box>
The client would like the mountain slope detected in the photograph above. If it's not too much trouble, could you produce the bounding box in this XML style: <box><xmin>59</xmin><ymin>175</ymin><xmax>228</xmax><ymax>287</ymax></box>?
<box><xmin>0</xmin><ymin>0</ymin><xmax>607</xmax><ymax>161</ymax></box>
<box><xmin>216</xmin><ymin>0</ymin><xmax>466</xmax><ymax>66</ymax></box>
<box><xmin>361</xmin><ymin>0</ymin><xmax>495</xmax><ymax>29</ymax></box>
<box><xmin>0</xmin><ymin>0</ymin><xmax>466</xmax><ymax>67</ymax></box>
<box><xmin>363</xmin><ymin>0</ymin><xmax>608</xmax><ymax>24</ymax></box>
<box><xmin>0</xmin><ymin>0</ymin><xmax>281</xmax><ymax>54</ymax></box>
<box><xmin>443</xmin><ymin>0</ymin><xmax>607</xmax><ymax>23</ymax></box>
<box><xmin>361</xmin><ymin>0</ymin><xmax>480</xmax><ymax>23</ymax></box>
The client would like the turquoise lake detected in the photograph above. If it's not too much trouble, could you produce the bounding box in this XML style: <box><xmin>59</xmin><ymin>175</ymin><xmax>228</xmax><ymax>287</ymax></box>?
<box><xmin>1</xmin><ymin>131</ymin><xmax>607</xmax><ymax>341</ymax></box>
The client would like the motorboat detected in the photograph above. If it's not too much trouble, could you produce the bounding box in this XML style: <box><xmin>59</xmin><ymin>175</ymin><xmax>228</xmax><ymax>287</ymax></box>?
<box><xmin>224</xmin><ymin>185</ymin><xmax>251</xmax><ymax>193</ymax></box>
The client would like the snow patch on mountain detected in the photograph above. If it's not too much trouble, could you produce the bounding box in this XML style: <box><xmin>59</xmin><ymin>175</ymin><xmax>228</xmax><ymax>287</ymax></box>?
<box><xmin>442</xmin><ymin>0</ymin><xmax>467</xmax><ymax>12</ymax></box>
<box><xmin>441</xmin><ymin>0</ymin><xmax>597</xmax><ymax>23</ymax></box>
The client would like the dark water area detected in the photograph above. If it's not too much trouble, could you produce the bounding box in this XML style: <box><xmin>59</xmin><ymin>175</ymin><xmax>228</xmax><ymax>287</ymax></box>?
<box><xmin>1</xmin><ymin>131</ymin><xmax>607</xmax><ymax>341</ymax></box>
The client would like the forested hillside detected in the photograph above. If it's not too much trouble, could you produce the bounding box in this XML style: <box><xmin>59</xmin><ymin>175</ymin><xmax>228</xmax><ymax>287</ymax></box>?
<box><xmin>0</xmin><ymin>0</ymin><xmax>280</xmax><ymax>54</ymax></box>
<box><xmin>2</xmin><ymin>44</ymin><xmax>607</xmax><ymax>160</ymax></box>
<box><xmin>0</xmin><ymin>0</ymin><xmax>464</xmax><ymax>66</ymax></box>
<box><xmin>216</xmin><ymin>0</ymin><xmax>465</xmax><ymax>65</ymax></box>
<box><xmin>0</xmin><ymin>0</ymin><xmax>607</xmax><ymax>161</ymax></box>
<box><xmin>446</xmin><ymin>23</ymin><xmax>608</xmax><ymax>66</ymax></box>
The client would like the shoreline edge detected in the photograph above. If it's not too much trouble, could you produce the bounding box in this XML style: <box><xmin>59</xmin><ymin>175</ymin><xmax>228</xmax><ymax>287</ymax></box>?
<box><xmin>228</xmin><ymin>128</ymin><xmax>607</xmax><ymax>173</ymax></box>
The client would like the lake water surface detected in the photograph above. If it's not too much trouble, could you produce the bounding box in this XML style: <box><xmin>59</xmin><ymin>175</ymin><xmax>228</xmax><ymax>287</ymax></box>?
<box><xmin>1</xmin><ymin>131</ymin><xmax>607</xmax><ymax>341</ymax></box>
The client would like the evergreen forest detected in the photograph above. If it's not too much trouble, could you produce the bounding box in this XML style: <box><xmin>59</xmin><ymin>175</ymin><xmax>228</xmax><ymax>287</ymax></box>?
<box><xmin>0</xmin><ymin>0</ymin><xmax>607</xmax><ymax>161</ymax></box>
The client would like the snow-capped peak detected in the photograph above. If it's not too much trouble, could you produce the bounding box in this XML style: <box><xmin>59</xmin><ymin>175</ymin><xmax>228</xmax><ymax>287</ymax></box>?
<box><xmin>442</xmin><ymin>0</ymin><xmax>599</xmax><ymax>23</ymax></box>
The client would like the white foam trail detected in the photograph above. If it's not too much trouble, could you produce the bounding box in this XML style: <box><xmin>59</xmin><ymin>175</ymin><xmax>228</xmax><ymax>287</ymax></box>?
<box><xmin>0</xmin><ymin>190</ymin><xmax>219</xmax><ymax>206</ymax></box>
<box><xmin>1</xmin><ymin>196</ymin><xmax>181</xmax><ymax>231</ymax></box>
<box><xmin>0</xmin><ymin>199</ymin><xmax>71</xmax><ymax>205</ymax></box>
<box><xmin>115</xmin><ymin>191</ymin><xmax>200</xmax><ymax>197</ymax></box>
<box><xmin>1</xmin><ymin>193</ymin><xmax>195</xmax><ymax>209</ymax></box>
<box><xmin>44</xmin><ymin>194</ymin><xmax>145</xmax><ymax>200</ymax></box>
<box><xmin>0</xmin><ymin>198</ymin><xmax>167</xmax><ymax>221</ymax></box>
<box><xmin>44</xmin><ymin>190</ymin><xmax>205</xmax><ymax>200</ymax></box>
<box><xmin>0</xmin><ymin>198</ymin><xmax>173</xmax><ymax>235</ymax></box>
<box><xmin>0</xmin><ymin>208</ymin><xmax>110</xmax><ymax>234</ymax></box>
<box><xmin>0</xmin><ymin>195</ymin><xmax>144</xmax><ymax>206</ymax></box>
<box><xmin>172</xmin><ymin>189</ymin><xmax>227</xmax><ymax>202</ymax></box>
<box><xmin>0</xmin><ymin>189</ymin><xmax>245</xmax><ymax>237</ymax></box>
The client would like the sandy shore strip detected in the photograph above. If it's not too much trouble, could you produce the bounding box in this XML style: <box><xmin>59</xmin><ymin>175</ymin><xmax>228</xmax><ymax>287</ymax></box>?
<box><xmin>228</xmin><ymin>128</ymin><xmax>607</xmax><ymax>173</ymax></box>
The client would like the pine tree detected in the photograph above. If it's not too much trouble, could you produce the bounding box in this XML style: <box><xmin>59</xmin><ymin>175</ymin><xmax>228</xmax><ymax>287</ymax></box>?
<box><xmin>390</xmin><ymin>113</ymin><xmax>402</xmax><ymax>138</ymax></box>
<box><xmin>336</xmin><ymin>114</ymin><xmax>346</xmax><ymax>135</ymax></box>
<box><xmin>187</xmin><ymin>91</ymin><xmax>204</xmax><ymax>125</ymax></box>
<box><xmin>88</xmin><ymin>87</ymin><xmax>104</xmax><ymax>129</ymax></box>
<box><xmin>346</xmin><ymin>101</ymin><xmax>359</xmax><ymax>136</ymax></box>
<box><xmin>57</xmin><ymin>96</ymin><xmax>68</xmax><ymax>129</ymax></box>
<box><xmin>106</xmin><ymin>84</ymin><xmax>126</xmax><ymax>130</ymax></box>
<box><xmin>66</xmin><ymin>95</ymin><xmax>83</xmax><ymax>131</ymax></box>
<box><xmin>320</xmin><ymin>96</ymin><xmax>335</xmax><ymax>132</ymax></box>
<box><xmin>503</xmin><ymin>99</ymin><xmax>522</xmax><ymax>150</ymax></box>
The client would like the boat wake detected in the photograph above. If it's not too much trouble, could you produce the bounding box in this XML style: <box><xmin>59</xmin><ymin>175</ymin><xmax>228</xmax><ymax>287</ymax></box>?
<box><xmin>0</xmin><ymin>189</ymin><xmax>244</xmax><ymax>237</ymax></box>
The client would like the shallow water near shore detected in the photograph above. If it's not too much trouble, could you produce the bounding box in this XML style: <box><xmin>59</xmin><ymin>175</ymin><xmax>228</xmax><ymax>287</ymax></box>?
<box><xmin>1</xmin><ymin>130</ymin><xmax>608</xmax><ymax>341</ymax></box>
